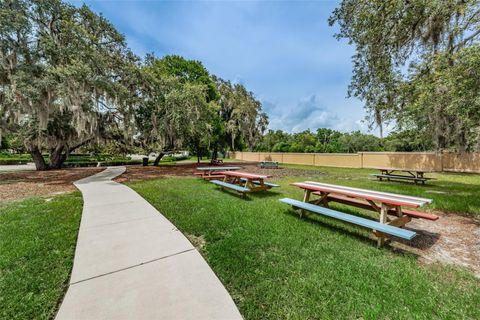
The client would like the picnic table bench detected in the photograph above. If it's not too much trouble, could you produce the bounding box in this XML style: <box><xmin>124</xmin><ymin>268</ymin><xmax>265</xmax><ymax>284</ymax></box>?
<box><xmin>281</xmin><ymin>181</ymin><xmax>435</xmax><ymax>247</ymax></box>
<box><xmin>371</xmin><ymin>168</ymin><xmax>434</xmax><ymax>185</ymax></box>
<box><xmin>258</xmin><ymin>161</ymin><xmax>279</xmax><ymax>169</ymax></box>
<box><xmin>211</xmin><ymin>171</ymin><xmax>278</xmax><ymax>198</ymax></box>
<box><xmin>194</xmin><ymin>166</ymin><xmax>241</xmax><ymax>180</ymax></box>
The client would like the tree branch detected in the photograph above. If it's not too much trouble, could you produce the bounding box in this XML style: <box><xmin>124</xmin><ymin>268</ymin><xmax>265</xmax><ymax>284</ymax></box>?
<box><xmin>68</xmin><ymin>138</ymin><xmax>93</xmax><ymax>154</ymax></box>
<box><xmin>455</xmin><ymin>28</ymin><xmax>480</xmax><ymax>50</ymax></box>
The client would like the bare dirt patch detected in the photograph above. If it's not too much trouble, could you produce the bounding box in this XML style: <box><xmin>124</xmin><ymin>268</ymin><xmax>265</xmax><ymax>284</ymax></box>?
<box><xmin>113</xmin><ymin>163</ymin><xmax>203</xmax><ymax>183</ymax></box>
<box><xmin>0</xmin><ymin>167</ymin><xmax>103</xmax><ymax>202</ymax></box>
<box><xmin>395</xmin><ymin>212</ymin><xmax>480</xmax><ymax>278</ymax></box>
<box><xmin>185</xmin><ymin>233</ymin><xmax>206</xmax><ymax>251</ymax></box>
<box><xmin>239</xmin><ymin>165</ymin><xmax>326</xmax><ymax>180</ymax></box>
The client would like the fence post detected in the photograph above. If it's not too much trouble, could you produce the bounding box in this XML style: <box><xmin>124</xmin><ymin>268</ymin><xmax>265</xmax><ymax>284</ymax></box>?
<box><xmin>439</xmin><ymin>151</ymin><xmax>444</xmax><ymax>172</ymax></box>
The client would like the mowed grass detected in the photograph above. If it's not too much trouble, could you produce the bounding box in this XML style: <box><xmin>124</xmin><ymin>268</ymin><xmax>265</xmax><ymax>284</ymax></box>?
<box><xmin>0</xmin><ymin>193</ymin><xmax>83</xmax><ymax>319</ymax></box>
<box><xmin>130</xmin><ymin>176</ymin><xmax>480</xmax><ymax>319</ymax></box>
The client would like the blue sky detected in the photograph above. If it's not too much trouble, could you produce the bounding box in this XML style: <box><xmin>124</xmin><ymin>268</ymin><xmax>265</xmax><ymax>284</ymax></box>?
<box><xmin>69</xmin><ymin>0</ymin><xmax>377</xmax><ymax>135</ymax></box>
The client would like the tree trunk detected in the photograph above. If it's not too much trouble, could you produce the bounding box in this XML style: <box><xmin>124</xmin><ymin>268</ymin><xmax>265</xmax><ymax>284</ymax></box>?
<box><xmin>30</xmin><ymin>147</ymin><xmax>48</xmax><ymax>171</ymax></box>
<box><xmin>196</xmin><ymin>145</ymin><xmax>201</xmax><ymax>164</ymax></box>
<box><xmin>153</xmin><ymin>152</ymin><xmax>165</xmax><ymax>166</ymax></box>
<box><xmin>211</xmin><ymin>145</ymin><xmax>218</xmax><ymax>160</ymax></box>
<box><xmin>49</xmin><ymin>145</ymin><xmax>65</xmax><ymax>169</ymax></box>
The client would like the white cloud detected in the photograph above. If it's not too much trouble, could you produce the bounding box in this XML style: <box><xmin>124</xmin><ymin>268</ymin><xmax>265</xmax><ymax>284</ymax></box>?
<box><xmin>265</xmin><ymin>94</ymin><xmax>366</xmax><ymax>133</ymax></box>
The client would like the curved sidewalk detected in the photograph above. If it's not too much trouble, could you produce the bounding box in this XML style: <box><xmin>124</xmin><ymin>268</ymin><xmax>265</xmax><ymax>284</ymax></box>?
<box><xmin>56</xmin><ymin>167</ymin><xmax>242</xmax><ymax>319</ymax></box>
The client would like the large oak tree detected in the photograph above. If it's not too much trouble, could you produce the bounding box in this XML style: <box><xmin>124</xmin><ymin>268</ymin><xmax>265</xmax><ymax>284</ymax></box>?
<box><xmin>0</xmin><ymin>0</ymin><xmax>141</xmax><ymax>169</ymax></box>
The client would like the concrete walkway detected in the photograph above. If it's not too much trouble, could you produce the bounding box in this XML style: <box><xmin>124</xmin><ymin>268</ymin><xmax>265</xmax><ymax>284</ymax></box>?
<box><xmin>0</xmin><ymin>163</ymin><xmax>36</xmax><ymax>172</ymax></box>
<box><xmin>56</xmin><ymin>167</ymin><xmax>242</xmax><ymax>320</ymax></box>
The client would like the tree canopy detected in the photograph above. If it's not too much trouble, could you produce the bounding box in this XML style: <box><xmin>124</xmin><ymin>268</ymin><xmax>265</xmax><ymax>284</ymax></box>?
<box><xmin>135</xmin><ymin>55</ymin><xmax>215</xmax><ymax>164</ymax></box>
<box><xmin>330</xmin><ymin>0</ymin><xmax>480</xmax><ymax>151</ymax></box>
<box><xmin>0</xmin><ymin>0</ymin><xmax>268</xmax><ymax>169</ymax></box>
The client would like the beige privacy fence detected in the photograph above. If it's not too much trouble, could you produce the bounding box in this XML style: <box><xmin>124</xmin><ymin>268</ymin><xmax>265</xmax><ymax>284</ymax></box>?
<box><xmin>229</xmin><ymin>152</ymin><xmax>480</xmax><ymax>173</ymax></box>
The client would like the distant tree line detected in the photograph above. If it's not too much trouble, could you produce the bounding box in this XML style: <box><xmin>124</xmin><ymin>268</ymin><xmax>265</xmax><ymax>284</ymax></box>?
<box><xmin>254</xmin><ymin>128</ymin><xmax>433</xmax><ymax>153</ymax></box>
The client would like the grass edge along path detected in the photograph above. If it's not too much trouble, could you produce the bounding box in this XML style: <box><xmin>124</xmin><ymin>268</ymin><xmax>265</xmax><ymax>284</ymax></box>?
<box><xmin>0</xmin><ymin>193</ymin><xmax>83</xmax><ymax>320</ymax></box>
<box><xmin>131</xmin><ymin>177</ymin><xmax>480</xmax><ymax>320</ymax></box>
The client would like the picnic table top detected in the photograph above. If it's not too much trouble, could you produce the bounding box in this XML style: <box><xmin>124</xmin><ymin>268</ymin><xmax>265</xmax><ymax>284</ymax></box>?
<box><xmin>291</xmin><ymin>181</ymin><xmax>432</xmax><ymax>208</ymax></box>
<box><xmin>196</xmin><ymin>166</ymin><xmax>241</xmax><ymax>171</ymax></box>
<box><xmin>377</xmin><ymin>168</ymin><xmax>434</xmax><ymax>173</ymax></box>
<box><xmin>218</xmin><ymin>171</ymin><xmax>271</xmax><ymax>180</ymax></box>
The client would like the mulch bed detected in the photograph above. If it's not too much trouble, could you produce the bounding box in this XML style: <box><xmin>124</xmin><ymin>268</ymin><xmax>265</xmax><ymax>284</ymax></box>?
<box><xmin>0</xmin><ymin>167</ymin><xmax>103</xmax><ymax>202</ymax></box>
<box><xmin>114</xmin><ymin>162</ymin><xmax>326</xmax><ymax>183</ymax></box>
<box><xmin>395</xmin><ymin>211</ymin><xmax>480</xmax><ymax>277</ymax></box>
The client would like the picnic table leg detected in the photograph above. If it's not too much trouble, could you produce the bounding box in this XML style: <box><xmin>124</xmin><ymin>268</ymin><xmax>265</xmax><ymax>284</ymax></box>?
<box><xmin>313</xmin><ymin>191</ymin><xmax>330</xmax><ymax>207</ymax></box>
<box><xmin>259</xmin><ymin>178</ymin><xmax>265</xmax><ymax>190</ymax></box>
<box><xmin>386</xmin><ymin>205</ymin><xmax>411</xmax><ymax>229</ymax></box>
<box><xmin>366</xmin><ymin>200</ymin><xmax>381</xmax><ymax>213</ymax></box>
<box><xmin>300</xmin><ymin>190</ymin><xmax>311</xmax><ymax>218</ymax></box>
<box><xmin>396</xmin><ymin>205</ymin><xmax>403</xmax><ymax>217</ymax></box>
<box><xmin>257</xmin><ymin>178</ymin><xmax>269</xmax><ymax>192</ymax></box>
<box><xmin>376</xmin><ymin>203</ymin><xmax>389</xmax><ymax>247</ymax></box>
<box><xmin>418</xmin><ymin>172</ymin><xmax>426</xmax><ymax>184</ymax></box>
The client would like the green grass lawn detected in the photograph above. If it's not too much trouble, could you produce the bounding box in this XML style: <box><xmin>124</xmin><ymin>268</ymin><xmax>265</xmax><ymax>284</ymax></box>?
<box><xmin>0</xmin><ymin>193</ymin><xmax>83</xmax><ymax>319</ymax></box>
<box><xmin>130</xmin><ymin>174</ymin><xmax>480</xmax><ymax>319</ymax></box>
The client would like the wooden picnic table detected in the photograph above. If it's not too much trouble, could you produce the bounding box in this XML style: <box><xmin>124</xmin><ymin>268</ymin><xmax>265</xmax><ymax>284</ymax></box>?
<box><xmin>195</xmin><ymin>166</ymin><xmax>241</xmax><ymax>179</ymax></box>
<box><xmin>258</xmin><ymin>161</ymin><xmax>279</xmax><ymax>169</ymax></box>
<box><xmin>290</xmin><ymin>181</ymin><xmax>433</xmax><ymax>246</ymax></box>
<box><xmin>372</xmin><ymin>168</ymin><xmax>434</xmax><ymax>184</ymax></box>
<box><xmin>218</xmin><ymin>171</ymin><xmax>273</xmax><ymax>192</ymax></box>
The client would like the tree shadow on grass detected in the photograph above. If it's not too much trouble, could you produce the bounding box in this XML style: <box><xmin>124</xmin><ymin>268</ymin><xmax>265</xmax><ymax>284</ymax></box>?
<box><xmin>395</xmin><ymin>227</ymin><xmax>441</xmax><ymax>250</ymax></box>
<box><xmin>216</xmin><ymin>188</ymin><xmax>254</xmax><ymax>201</ymax></box>
<box><xmin>281</xmin><ymin>205</ymin><xmax>440</xmax><ymax>257</ymax></box>
<box><xmin>282</xmin><ymin>208</ymin><xmax>385</xmax><ymax>249</ymax></box>
<box><xmin>248</xmin><ymin>190</ymin><xmax>282</xmax><ymax>199</ymax></box>
<box><xmin>370</xmin><ymin>178</ymin><xmax>431</xmax><ymax>187</ymax></box>
<box><xmin>333</xmin><ymin>204</ymin><xmax>442</xmax><ymax>250</ymax></box>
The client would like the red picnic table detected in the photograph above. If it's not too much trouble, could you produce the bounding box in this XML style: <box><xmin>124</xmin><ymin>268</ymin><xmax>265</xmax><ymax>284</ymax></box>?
<box><xmin>288</xmin><ymin>181</ymin><xmax>436</xmax><ymax>246</ymax></box>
